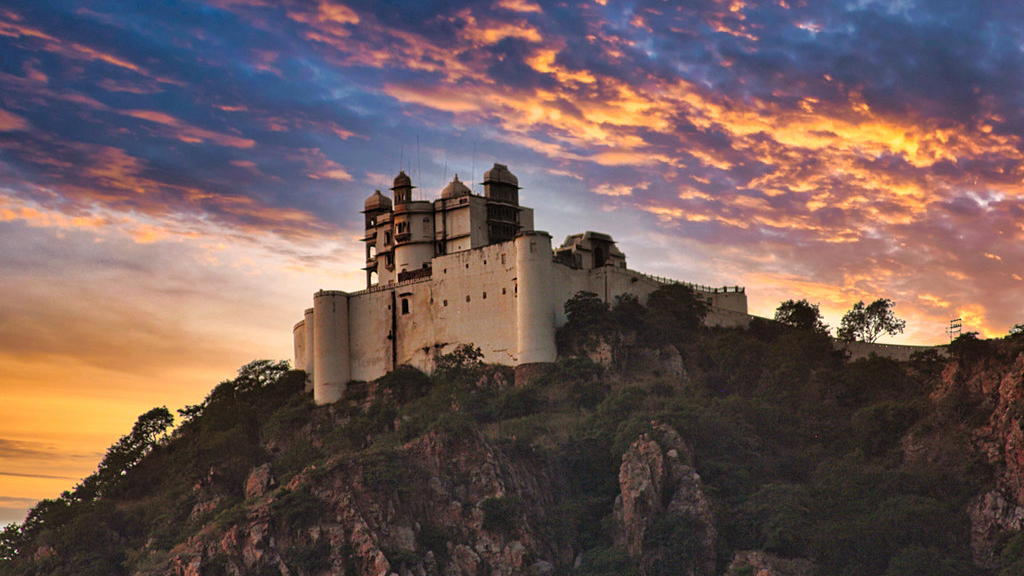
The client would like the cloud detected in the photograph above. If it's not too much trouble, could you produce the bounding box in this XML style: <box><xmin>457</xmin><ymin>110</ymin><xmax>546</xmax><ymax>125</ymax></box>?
<box><xmin>122</xmin><ymin>109</ymin><xmax>256</xmax><ymax>148</ymax></box>
<box><xmin>0</xmin><ymin>109</ymin><xmax>29</xmax><ymax>131</ymax></box>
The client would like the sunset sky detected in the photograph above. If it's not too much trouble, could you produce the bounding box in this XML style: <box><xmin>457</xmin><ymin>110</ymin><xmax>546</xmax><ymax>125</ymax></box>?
<box><xmin>3</xmin><ymin>0</ymin><xmax>1024</xmax><ymax>524</ymax></box>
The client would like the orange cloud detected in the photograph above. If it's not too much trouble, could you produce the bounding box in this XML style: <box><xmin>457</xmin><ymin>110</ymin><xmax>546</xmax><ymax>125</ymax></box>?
<box><xmin>496</xmin><ymin>0</ymin><xmax>543</xmax><ymax>13</ymax></box>
<box><xmin>122</xmin><ymin>109</ymin><xmax>256</xmax><ymax>148</ymax></box>
<box><xmin>0</xmin><ymin>109</ymin><xmax>30</xmax><ymax>131</ymax></box>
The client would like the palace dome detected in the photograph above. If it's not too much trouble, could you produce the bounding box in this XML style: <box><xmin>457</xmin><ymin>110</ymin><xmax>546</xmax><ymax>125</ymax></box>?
<box><xmin>482</xmin><ymin>163</ymin><xmax>518</xmax><ymax>187</ymax></box>
<box><xmin>364</xmin><ymin>189</ymin><xmax>392</xmax><ymax>212</ymax></box>
<box><xmin>392</xmin><ymin>170</ymin><xmax>412</xmax><ymax>190</ymax></box>
<box><xmin>441</xmin><ymin>174</ymin><xmax>471</xmax><ymax>199</ymax></box>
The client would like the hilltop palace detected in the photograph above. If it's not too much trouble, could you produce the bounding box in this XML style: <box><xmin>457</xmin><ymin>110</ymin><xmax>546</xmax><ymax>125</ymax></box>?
<box><xmin>293</xmin><ymin>164</ymin><xmax>748</xmax><ymax>405</ymax></box>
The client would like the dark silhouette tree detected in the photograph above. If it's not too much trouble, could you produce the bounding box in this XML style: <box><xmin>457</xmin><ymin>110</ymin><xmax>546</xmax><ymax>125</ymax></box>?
<box><xmin>774</xmin><ymin>299</ymin><xmax>830</xmax><ymax>335</ymax></box>
<box><xmin>837</xmin><ymin>299</ymin><xmax>906</xmax><ymax>343</ymax></box>
<box><xmin>643</xmin><ymin>283</ymin><xmax>708</xmax><ymax>346</ymax></box>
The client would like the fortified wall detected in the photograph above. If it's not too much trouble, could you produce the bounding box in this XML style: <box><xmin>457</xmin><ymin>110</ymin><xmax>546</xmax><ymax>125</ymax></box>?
<box><xmin>293</xmin><ymin>164</ymin><xmax>748</xmax><ymax>404</ymax></box>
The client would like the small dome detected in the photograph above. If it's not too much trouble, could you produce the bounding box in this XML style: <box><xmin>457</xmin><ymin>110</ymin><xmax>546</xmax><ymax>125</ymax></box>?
<box><xmin>391</xmin><ymin>170</ymin><xmax>413</xmax><ymax>190</ymax></box>
<box><xmin>364</xmin><ymin>189</ymin><xmax>392</xmax><ymax>212</ymax></box>
<box><xmin>482</xmin><ymin>163</ymin><xmax>519</xmax><ymax>188</ymax></box>
<box><xmin>441</xmin><ymin>174</ymin><xmax>472</xmax><ymax>199</ymax></box>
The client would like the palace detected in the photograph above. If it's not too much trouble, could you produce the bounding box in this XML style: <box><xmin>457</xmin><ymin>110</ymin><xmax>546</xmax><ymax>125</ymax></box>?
<box><xmin>293</xmin><ymin>164</ymin><xmax>748</xmax><ymax>404</ymax></box>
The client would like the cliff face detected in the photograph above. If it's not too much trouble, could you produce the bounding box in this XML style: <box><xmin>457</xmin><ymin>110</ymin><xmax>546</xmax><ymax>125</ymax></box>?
<box><xmin>160</xmin><ymin>426</ymin><xmax>566</xmax><ymax>576</ymax></box>
<box><xmin>929</xmin><ymin>351</ymin><xmax>1024</xmax><ymax>567</ymax></box>
<box><xmin>158</xmin><ymin>419</ymin><xmax>725</xmax><ymax>576</ymax></box>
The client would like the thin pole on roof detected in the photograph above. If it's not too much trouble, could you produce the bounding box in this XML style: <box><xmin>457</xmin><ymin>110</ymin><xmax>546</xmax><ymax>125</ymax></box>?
<box><xmin>416</xmin><ymin>133</ymin><xmax>422</xmax><ymax>197</ymax></box>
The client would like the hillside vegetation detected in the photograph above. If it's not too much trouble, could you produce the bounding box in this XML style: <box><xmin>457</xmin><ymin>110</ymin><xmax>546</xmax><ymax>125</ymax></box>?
<box><xmin>4</xmin><ymin>287</ymin><xmax>1024</xmax><ymax>576</ymax></box>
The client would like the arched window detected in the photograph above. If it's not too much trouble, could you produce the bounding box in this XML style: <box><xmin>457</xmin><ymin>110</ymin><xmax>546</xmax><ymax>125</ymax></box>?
<box><xmin>369</xmin><ymin>245</ymin><xmax>377</xmax><ymax>258</ymax></box>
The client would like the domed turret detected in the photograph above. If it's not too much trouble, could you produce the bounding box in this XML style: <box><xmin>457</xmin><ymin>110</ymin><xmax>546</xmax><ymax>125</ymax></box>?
<box><xmin>393</xmin><ymin>171</ymin><xmax>412</xmax><ymax>189</ymax></box>
<box><xmin>483</xmin><ymin>163</ymin><xmax>519</xmax><ymax>188</ymax></box>
<box><xmin>441</xmin><ymin>174</ymin><xmax>472</xmax><ymax>199</ymax></box>
<box><xmin>483</xmin><ymin>163</ymin><xmax>519</xmax><ymax>205</ymax></box>
<box><xmin>391</xmin><ymin>170</ymin><xmax>414</xmax><ymax>205</ymax></box>
<box><xmin>364</xmin><ymin>190</ymin><xmax>392</xmax><ymax>213</ymax></box>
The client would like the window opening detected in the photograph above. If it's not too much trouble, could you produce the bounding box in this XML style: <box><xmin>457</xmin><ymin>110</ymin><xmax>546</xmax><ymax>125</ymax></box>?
<box><xmin>401</xmin><ymin>298</ymin><xmax>410</xmax><ymax>314</ymax></box>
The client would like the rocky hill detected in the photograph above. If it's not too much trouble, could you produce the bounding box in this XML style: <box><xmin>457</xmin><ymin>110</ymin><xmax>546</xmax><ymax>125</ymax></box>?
<box><xmin>5</xmin><ymin>300</ymin><xmax>1024</xmax><ymax>576</ymax></box>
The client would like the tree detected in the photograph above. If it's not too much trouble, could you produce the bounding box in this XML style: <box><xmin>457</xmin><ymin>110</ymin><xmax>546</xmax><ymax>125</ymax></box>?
<box><xmin>0</xmin><ymin>523</ymin><xmax>23</xmax><ymax>562</ymax></box>
<box><xmin>1009</xmin><ymin>324</ymin><xmax>1024</xmax><ymax>339</ymax></box>
<box><xmin>642</xmin><ymin>283</ymin><xmax>708</xmax><ymax>346</ymax></box>
<box><xmin>774</xmin><ymin>299</ymin><xmax>830</xmax><ymax>335</ymax></box>
<box><xmin>837</xmin><ymin>299</ymin><xmax>906</xmax><ymax>343</ymax></box>
<box><xmin>434</xmin><ymin>343</ymin><xmax>484</xmax><ymax>382</ymax></box>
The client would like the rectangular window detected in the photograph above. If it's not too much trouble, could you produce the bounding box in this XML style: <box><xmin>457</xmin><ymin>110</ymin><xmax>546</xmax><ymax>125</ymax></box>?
<box><xmin>530</xmin><ymin>241</ymin><xmax>537</xmax><ymax>253</ymax></box>
<box><xmin>482</xmin><ymin>292</ymin><xmax>487</xmax><ymax>299</ymax></box>
<box><xmin>401</xmin><ymin>298</ymin><xmax>410</xmax><ymax>314</ymax></box>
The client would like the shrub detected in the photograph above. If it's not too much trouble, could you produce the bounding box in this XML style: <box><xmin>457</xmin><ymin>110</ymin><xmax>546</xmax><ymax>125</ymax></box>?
<box><xmin>376</xmin><ymin>366</ymin><xmax>432</xmax><ymax>404</ymax></box>
<box><xmin>284</xmin><ymin>540</ymin><xmax>332</xmax><ymax>573</ymax></box>
<box><xmin>270</xmin><ymin>486</ymin><xmax>325</xmax><ymax>528</ymax></box>
<box><xmin>480</xmin><ymin>496</ymin><xmax>521</xmax><ymax>533</ymax></box>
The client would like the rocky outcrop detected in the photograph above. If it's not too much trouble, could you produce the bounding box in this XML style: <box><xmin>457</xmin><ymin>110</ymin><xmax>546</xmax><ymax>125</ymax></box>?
<box><xmin>921</xmin><ymin>351</ymin><xmax>1024</xmax><ymax>567</ymax></box>
<box><xmin>156</xmin><ymin>427</ymin><xmax>565</xmax><ymax>576</ymax></box>
<box><xmin>613</xmin><ymin>423</ymin><xmax>716</xmax><ymax>576</ymax></box>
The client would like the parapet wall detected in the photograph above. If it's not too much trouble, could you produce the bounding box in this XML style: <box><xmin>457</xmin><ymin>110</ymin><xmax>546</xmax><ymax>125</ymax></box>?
<box><xmin>841</xmin><ymin>341</ymin><xmax>946</xmax><ymax>362</ymax></box>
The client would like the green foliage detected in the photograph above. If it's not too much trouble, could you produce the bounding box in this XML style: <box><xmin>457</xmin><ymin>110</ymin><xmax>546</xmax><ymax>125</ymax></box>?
<box><xmin>741</xmin><ymin>483</ymin><xmax>812</xmax><ymax>557</ymax></box>
<box><xmin>947</xmin><ymin>332</ymin><xmax>996</xmax><ymax>363</ymax></box>
<box><xmin>492</xmin><ymin>385</ymin><xmax>544</xmax><ymax>421</ymax></box>
<box><xmin>643</xmin><ymin>283</ymin><xmax>708</xmax><ymax>346</ymax></box>
<box><xmin>376</xmin><ymin>365</ymin><xmax>432</xmax><ymax>404</ymax></box>
<box><xmin>417</xmin><ymin>523</ymin><xmax>454</xmax><ymax>555</ymax></box>
<box><xmin>908</xmin><ymin>348</ymin><xmax>945</xmax><ymax>383</ymax></box>
<box><xmin>479</xmin><ymin>495</ymin><xmax>521</xmax><ymax>533</ymax></box>
<box><xmin>434</xmin><ymin>344</ymin><xmax>484</xmax><ymax>381</ymax></box>
<box><xmin>850</xmin><ymin>400</ymin><xmax>925</xmax><ymax>456</ymax></box>
<box><xmin>837</xmin><ymin>298</ymin><xmax>907</xmax><ymax>343</ymax></box>
<box><xmin>575</xmin><ymin>547</ymin><xmax>641</xmax><ymax>576</ymax></box>
<box><xmin>612</xmin><ymin>293</ymin><xmax>646</xmax><ymax>333</ymax></box>
<box><xmin>565</xmin><ymin>291</ymin><xmax>612</xmax><ymax>332</ymax></box>
<box><xmin>883</xmin><ymin>546</ymin><xmax>976</xmax><ymax>576</ymax></box>
<box><xmin>559</xmin><ymin>291</ymin><xmax>614</xmax><ymax>353</ymax></box>
<box><xmin>998</xmin><ymin>530</ymin><xmax>1024</xmax><ymax>575</ymax></box>
<box><xmin>774</xmin><ymin>299</ymin><xmax>830</xmax><ymax>335</ymax></box>
<box><xmin>0</xmin><ymin>524</ymin><xmax>22</xmax><ymax>562</ymax></box>
<box><xmin>271</xmin><ymin>486</ymin><xmax>325</xmax><ymax>528</ymax></box>
<box><xmin>644</xmin><ymin>512</ymin><xmax>707</xmax><ymax>576</ymax></box>
<box><xmin>283</xmin><ymin>540</ymin><xmax>332</xmax><ymax>573</ymax></box>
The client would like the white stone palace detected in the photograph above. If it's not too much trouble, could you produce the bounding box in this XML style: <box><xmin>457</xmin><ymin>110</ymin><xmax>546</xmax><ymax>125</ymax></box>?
<box><xmin>293</xmin><ymin>164</ymin><xmax>748</xmax><ymax>404</ymax></box>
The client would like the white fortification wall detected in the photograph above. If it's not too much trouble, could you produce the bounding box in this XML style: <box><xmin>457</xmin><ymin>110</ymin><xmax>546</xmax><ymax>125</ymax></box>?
<box><xmin>345</xmin><ymin>239</ymin><xmax>524</xmax><ymax>382</ymax></box>
<box><xmin>298</xmin><ymin>231</ymin><xmax>752</xmax><ymax>403</ymax></box>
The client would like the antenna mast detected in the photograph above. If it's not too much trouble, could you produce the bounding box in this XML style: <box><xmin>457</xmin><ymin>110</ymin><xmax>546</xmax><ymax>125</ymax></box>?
<box><xmin>946</xmin><ymin>318</ymin><xmax>962</xmax><ymax>342</ymax></box>
<box><xmin>416</xmin><ymin>133</ymin><xmax>422</xmax><ymax>199</ymax></box>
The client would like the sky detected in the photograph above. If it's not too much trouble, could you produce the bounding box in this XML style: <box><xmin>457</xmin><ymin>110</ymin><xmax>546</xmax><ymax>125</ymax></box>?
<box><xmin>2</xmin><ymin>0</ymin><xmax>1024</xmax><ymax>524</ymax></box>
